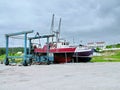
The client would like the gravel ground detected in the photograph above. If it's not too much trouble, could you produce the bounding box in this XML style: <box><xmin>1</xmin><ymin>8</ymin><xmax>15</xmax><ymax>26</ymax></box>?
<box><xmin>0</xmin><ymin>62</ymin><xmax>120</xmax><ymax>90</ymax></box>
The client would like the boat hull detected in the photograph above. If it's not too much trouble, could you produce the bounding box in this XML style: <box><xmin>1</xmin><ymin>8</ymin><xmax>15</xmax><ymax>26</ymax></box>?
<box><xmin>54</xmin><ymin>53</ymin><xmax>73</xmax><ymax>63</ymax></box>
<box><xmin>34</xmin><ymin>47</ymin><xmax>93</xmax><ymax>63</ymax></box>
<box><xmin>73</xmin><ymin>57</ymin><xmax>92</xmax><ymax>62</ymax></box>
<box><xmin>73</xmin><ymin>50</ymin><xmax>93</xmax><ymax>62</ymax></box>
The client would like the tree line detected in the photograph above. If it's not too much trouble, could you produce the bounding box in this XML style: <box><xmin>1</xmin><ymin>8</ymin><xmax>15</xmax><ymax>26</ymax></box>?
<box><xmin>106</xmin><ymin>44</ymin><xmax>120</xmax><ymax>48</ymax></box>
<box><xmin>0</xmin><ymin>47</ymin><xmax>24</xmax><ymax>55</ymax></box>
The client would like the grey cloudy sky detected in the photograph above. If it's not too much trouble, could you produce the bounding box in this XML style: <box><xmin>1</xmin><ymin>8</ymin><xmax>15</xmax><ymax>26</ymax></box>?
<box><xmin>0</xmin><ymin>0</ymin><xmax>120</xmax><ymax>47</ymax></box>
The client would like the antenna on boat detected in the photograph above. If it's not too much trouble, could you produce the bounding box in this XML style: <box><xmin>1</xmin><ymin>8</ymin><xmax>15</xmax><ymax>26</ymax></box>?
<box><xmin>58</xmin><ymin>18</ymin><xmax>61</xmax><ymax>40</ymax></box>
<box><xmin>55</xmin><ymin>18</ymin><xmax>62</xmax><ymax>42</ymax></box>
<box><xmin>50</xmin><ymin>14</ymin><xmax>55</xmax><ymax>42</ymax></box>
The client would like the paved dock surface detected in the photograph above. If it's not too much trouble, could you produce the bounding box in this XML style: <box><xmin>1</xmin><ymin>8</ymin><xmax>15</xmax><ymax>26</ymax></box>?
<box><xmin>0</xmin><ymin>62</ymin><xmax>120</xmax><ymax>90</ymax></box>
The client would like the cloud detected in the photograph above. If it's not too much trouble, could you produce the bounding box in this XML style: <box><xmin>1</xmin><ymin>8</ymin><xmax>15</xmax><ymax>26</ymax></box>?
<box><xmin>0</xmin><ymin>0</ymin><xmax>120</xmax><ymax>47</ymax></box>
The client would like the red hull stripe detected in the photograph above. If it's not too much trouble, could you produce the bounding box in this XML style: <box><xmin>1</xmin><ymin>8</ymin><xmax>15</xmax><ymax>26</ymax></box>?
<box><xmin>34</xmin><ymin>48</ymin><xmax>76</xmax><ymax>53</ymax></box>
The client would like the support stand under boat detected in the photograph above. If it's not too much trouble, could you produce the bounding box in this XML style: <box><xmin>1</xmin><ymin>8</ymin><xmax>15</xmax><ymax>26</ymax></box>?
<box><xmin>4</xmin><ymin>30</ymin><xmax>33</xmax><ymax>66</ymax></box>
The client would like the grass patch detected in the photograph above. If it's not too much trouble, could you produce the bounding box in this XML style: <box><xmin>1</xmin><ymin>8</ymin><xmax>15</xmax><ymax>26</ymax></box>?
<box><xmin>91</xmin><ymin>56</ymin><xmax>120</xmax><ymax>62</ymax></box>
<box><xmin>0</xmin><ymin>55</ymin><xmax>5</xmax><ymax>61</ymax></box>
<box><xmin>0</xmin><ymin>53</ymin><xmax>23</xmax><ymax>63</ymax></box>
<box><xmin>91</xmin><ymin>50</ymin><xmax>120</xmax><ymax>62</ymax></box>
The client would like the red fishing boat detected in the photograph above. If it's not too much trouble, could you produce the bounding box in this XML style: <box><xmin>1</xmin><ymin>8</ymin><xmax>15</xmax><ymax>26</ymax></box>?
<box><xmin>33</xmin><ymin>14</ymin><xmax>93</xmax><ymax>63</ymax></box>
<box><xmin>34</xmin><ymin>41</ymin><xmax>93</xmax><ymax>63</ymax></box>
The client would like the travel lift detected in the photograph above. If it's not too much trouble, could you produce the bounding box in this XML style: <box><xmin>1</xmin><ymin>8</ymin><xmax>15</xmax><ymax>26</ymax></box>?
<box><xmin>28</xmin><ymin>33</ymin><xmax>54</xmax><ymax>65</ymax></box>
<box><xmin>4</xmin><ymin>30</ymin><xmax>54</xmax><ymax>66</ymax></box>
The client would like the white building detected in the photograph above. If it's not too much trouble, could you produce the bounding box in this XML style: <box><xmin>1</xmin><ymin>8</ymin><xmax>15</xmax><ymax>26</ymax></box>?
<box><xmin>87</xmin><ymin>41</ymin><xmax>106</xmax><ymax>49</ymax></box>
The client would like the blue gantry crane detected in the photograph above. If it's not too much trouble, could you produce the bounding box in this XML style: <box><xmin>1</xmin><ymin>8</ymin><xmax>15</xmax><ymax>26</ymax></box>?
<box><xmin>4</xmin><ymin>30</ymin><xmax>33</xmax><ymax>66</ymax></box>
<box><xmin>28</xmin><ymin>33</ymin><xmax>54</xmax><ymax>65</ymax></box>
<box><xmin>4</xmin><ymin>30</ymin><xmax>54</xmax><ymax>66</ymax></box>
